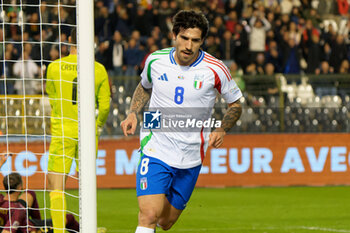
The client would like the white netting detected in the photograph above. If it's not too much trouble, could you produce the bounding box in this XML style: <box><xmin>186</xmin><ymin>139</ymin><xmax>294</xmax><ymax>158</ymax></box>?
<box><xmin>0</xmin><ymin>1</ymin><xmax>79</xmax><ymax>232</ymax></box>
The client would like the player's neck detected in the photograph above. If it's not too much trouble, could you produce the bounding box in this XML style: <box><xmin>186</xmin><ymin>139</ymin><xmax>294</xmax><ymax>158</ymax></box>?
<box><xmin>174</xmin><ymin>50</ymin><xmax>200</xmax><ymax>66</ymax></box>
<box><xmin>4</xmin><ymin>193</ymin><xmax>20</xmax><ymax>202</ymax></box>
<box><xmin>70</xmin><ymin>47</ymin><xmax>77</xmax><ymax>55</ymax></box>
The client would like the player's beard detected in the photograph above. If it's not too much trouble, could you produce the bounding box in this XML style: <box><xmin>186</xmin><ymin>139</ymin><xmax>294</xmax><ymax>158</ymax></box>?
<box><xmin>177</xmin><ymin>49</ymin><xmax>197</xmax><ymax>66</ymax></box>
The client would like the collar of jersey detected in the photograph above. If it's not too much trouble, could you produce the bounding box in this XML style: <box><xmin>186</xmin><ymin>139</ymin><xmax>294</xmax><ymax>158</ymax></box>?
<box><xmin>169</xmin><ymin>47</ymin><xmax>204</xmax><ymax>67</ymax></box>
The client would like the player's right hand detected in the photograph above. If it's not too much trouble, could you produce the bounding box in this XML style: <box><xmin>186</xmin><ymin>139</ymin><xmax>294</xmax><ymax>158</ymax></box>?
<box><xmin>121</xmin><ymin>112</ymin><xmax>137</xmax><ymax>136</ymax></box>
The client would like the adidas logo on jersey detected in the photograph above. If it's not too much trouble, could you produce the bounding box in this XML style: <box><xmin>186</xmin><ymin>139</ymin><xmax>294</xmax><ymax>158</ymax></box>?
<box><xmin>158</xmin><ymin>73</ymin><xmax>168</xmax><ymax>81</ymax></box>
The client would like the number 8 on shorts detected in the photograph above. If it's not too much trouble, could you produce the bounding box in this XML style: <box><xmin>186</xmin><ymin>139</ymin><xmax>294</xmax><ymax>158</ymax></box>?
<box><xmin>140</xmin><ymin>157</ymin><xmax>149</xmax><ymax>175</ymax></box>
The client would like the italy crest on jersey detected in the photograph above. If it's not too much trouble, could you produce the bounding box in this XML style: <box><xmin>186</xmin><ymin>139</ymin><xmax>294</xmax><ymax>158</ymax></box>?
<box><xmin>194</xmin><ymin>74</ymin><xmax>204</xmax><ymax>90</ymax></box>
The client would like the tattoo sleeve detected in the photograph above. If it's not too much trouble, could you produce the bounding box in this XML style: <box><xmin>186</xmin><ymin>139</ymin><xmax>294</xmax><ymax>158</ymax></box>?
<box><xmin>220</xmin><ymin>100</ymin><xmax>242</xmax><ymax>132</ymax></box>
<box><xmin>129</xmin><ymin>82</ymin><xmax>152</xmax><ymax>114</ymax></box>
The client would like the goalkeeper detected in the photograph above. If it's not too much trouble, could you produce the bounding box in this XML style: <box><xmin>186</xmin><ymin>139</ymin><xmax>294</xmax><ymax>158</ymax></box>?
<box><xmin>46</xmin><ymin>28</ymin><xmax>111</xmax><ymax>233</ymax></box>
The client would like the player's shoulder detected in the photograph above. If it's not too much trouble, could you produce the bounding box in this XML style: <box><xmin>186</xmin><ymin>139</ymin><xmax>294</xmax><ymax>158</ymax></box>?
<box><xmin>55</xmin><ymin>54</ymin><xmax>76</xmax><ymax>62</ymax></box>
<box><xmin>151</xmin><ymin>47</ymin><xmax>173</xmax><ymax>56</ymax></box>
<box><xmin>142</xmin><ymin>48</ymin><xmax>173</xmax><ymax>70</ymax></box>
<box><xmin>47</xmin><ymin>58</ymin><xmax>60</xmax><ymax>70</ymax></box>
<box><xmin>201</xmin><ymin>51</ymin><xmax>231</xmax><ymax>79</ymax></box>
<box><xmin>202</xmin><ymin>51</ymin><xmax>227</xmax><ymax>68</ymax></box>
<box><xmin>48</xmin><ymin>55</ymin><xmax>74</xmax><ymax>69</ymax></box>
<box><xmin>94</xmin><ymin>61</ymin><xmax>108</xmax><ymax>81</ymax></box>
<box><xmin>94</xmin><ymin>61</ymin><xmax>106</xmax><ymax>71</ymax></box>
<box><xmin>148</xmin><ymin>47</ymin><xmax>173</xmax><ymax>61</ymax></box>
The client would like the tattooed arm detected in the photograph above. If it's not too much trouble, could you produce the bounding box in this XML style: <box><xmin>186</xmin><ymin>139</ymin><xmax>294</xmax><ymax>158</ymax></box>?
<box><xmin>208</xmin><ymin>100</ymin><xmax>242</xmax><ymax>148</ymax></box>
<box><xmin>121</xmin><ymin>82</ymin><xmax>152</xmax><ymax>136</ymax></box>
<box><xmin>220</xmin><ymin>100</ymin><xmax>242</xmax><ymax>132</ymax></box>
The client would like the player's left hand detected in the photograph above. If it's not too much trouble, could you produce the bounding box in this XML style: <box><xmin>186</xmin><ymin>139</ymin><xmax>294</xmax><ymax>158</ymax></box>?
<box><xmin>209</xmin><ymin>128</ymin><xmax>226</xmax><ymax>148</ymax></box>
<box><xmin>121</xmin><ymin>112</ymin><xmax>137</xmax><ymax>136</ymax></box>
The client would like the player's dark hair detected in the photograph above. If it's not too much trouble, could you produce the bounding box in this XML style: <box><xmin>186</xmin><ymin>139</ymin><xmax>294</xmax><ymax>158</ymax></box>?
<box><xmin>3</xmin><ymin>173</ymin><xmax>22</xmax><ymax>194</ymax></box>
<box><xmin>70</xmin><ymin>27</ymin><xmax>77</xmax><ymax>45</ymax></box>
<box><xmin>172</xmin><ymin>10</ymin><xmax>209</xmax><ymax>39</ymax></box>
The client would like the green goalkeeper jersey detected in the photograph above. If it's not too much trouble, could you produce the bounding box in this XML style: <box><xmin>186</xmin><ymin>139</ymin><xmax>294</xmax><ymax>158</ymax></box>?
<box><xmin>46</xmin><ymin>54</ymin><xmax>111</xmax><ymax>138</ymax></box>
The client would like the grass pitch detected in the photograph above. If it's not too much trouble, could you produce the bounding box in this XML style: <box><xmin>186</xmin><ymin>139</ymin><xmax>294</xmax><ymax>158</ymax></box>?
<box><xmin>41</xmin><ymin>186</ymin><xmax>350</xmax><ymax>233</ymax></box>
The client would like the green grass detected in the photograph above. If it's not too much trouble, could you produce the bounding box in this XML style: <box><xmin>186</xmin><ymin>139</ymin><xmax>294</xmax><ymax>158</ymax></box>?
<box><xmin>37</xmin><ymin>186</ymin><xmax>350</xmax><ymax>233</ymax></box>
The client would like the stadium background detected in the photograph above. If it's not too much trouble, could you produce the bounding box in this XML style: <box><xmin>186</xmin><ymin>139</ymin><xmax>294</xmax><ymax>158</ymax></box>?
<box><xmin>0</xmin><ymin>0</ymin><xmax>350</xmax><ymax>232</ymax></box>
<box><xmin>1</xmin><ymin>0</ymin><xmax>349</xmax><ymax>187</ymax></box>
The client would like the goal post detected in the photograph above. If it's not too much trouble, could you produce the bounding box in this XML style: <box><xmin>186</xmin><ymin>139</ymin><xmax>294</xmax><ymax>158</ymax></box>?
<box><xmin>77</xmin><ymin>0</ymin><xmax>97</xmax><ymax>232</ymax></box>
<box><xmin>0</xmin><ymin>0</ymin><xmax>99</xmax><ymax>232</ymax></box>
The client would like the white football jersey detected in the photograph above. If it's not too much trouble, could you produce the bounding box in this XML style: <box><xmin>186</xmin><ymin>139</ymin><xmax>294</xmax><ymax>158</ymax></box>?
<box><xmin>139</xmin><ymin>47</ymin><xmax>242</xmax><ymax>169</ymax></box>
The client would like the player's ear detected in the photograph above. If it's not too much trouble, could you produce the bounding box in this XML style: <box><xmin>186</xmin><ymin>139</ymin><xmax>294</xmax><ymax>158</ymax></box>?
<box><xmin>68</xmin><ymin>36</ymin><xmax>72</xmax><ymax>44</ymax></box>
<box><xmin>172</xmin><ymin>32</ymin><xmax>177</xmax><ymax>41</ymax></box>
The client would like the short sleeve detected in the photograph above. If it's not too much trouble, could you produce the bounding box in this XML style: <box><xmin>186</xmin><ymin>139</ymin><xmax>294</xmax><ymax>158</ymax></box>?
<box><xmin>140</xmin><ymin>55</ymin><xmax>158</xmax><ymax>89</ymax></box>
<box><xmin>211</xmin><ymin>64</ymin><xmax>242</xmax><ymax>104</ymax></box>
<box><xmin>221</xmin><ymin>78</ymin><xmax>243</xmax><ymax>104</ymax></box>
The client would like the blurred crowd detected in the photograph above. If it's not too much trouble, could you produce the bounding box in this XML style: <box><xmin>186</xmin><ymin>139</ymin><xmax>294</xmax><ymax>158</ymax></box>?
<box><xmin>0</xmin><ymin>0</ymin><xmax>350</xmax><ymax>95</ymax></box>
<box><xmin>0</xmin><ymin>0</ymin><xmax>76</xmax><ymax>94</ymax></box>
<box><xmin>94</xmin><ymin>0</ymin><xmax>350</xmax><ymax>78</ymax></box>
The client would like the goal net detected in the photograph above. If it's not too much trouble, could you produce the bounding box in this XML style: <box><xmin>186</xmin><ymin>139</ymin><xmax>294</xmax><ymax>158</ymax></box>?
<box><xmin>0</xmin><ymin>0</ymin><xmax>95</xmax><ymax>232</ymax></box>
